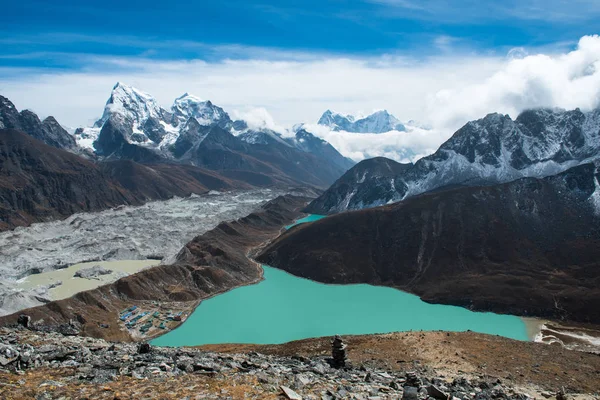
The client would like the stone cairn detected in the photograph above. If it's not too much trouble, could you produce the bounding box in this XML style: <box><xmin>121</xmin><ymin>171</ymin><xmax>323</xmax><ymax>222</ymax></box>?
<box><xmin>331</xmin><ymin>335</ymin><xmax>347</xmax><ymax>368</ymax></box>
<box><xmin>138</xmin><ymin>343</ymin><xmax>152</xmax><ymax>354</ymax></box>
<box><xmin>405</xmin><ymin>371</ymin><xmax>422</xmax><ymax>388</ymax></box>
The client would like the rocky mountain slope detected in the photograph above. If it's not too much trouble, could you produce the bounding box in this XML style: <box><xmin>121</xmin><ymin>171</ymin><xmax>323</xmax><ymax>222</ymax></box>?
<box><xmin>259</xmin><ymin>163</ymin><xmax>600</xmax><ymax>324</ymax></box>
<box><xmin>0</xmin><ymin>129</ymin><xmax>138</xmax><ymax>231</ymax></box>
<box><xmin>306</xmin><ymin>157</ymin><xmax>413</xmax><ymax>212</ymax></box>
<box><xmin>0</xmin><ymin>129</ymin><xmax>274</xmax><ymax>231</ymax></box>
<box><xmin>318</xmin><ymin>109</ymin><xmax>406</xmax><ymax>133</ymax></box>
<box><xmin>290</xmin><ymin>128</ymin><xmax>355</xmax><ymax>171</ymax></box>
<box><xmin>0</xmin><ymin>96</ymin><xmax>77</xmax><ymax>151</ymax></box>
<box><xmin>308</xmin><ymin>108</ymin><xmax>600</xmax><ymax>214</ymax></box>
<box><xmin>77</xmin><ymin>83</ymin><xmax>353</xmax><ymax>187</ymax></box>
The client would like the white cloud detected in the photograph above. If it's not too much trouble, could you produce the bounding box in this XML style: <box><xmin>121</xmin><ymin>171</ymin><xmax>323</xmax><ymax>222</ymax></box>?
<box><xmin>230</xmin><ymin>107</ymin><xmax>289</xmax><ymax>136</ymax></box>
<box><xmin>426</xmin><ymin>35</ymin><xmax>600</xmax><ymax>131</ymax></box>
<box><xmin>1</xmin><ymin>35</ymin><xmax>600</xmax><ymax>163</ymax></box>
<box><xmin>301</xmin><ymin>123</ymin><xmax>444</xmax><ymax>163</ymax></box>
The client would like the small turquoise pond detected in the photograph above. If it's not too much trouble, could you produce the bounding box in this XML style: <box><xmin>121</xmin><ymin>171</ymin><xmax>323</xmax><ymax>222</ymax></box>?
<box><xmin>151</xmin><ymin>265</ymin><xmax>528</xmax><ymax>347</ymax></box>
<box><xmin>285</xmin><ymin>214</ymin><xmax>326</xmax><ymax>229</ymax></box>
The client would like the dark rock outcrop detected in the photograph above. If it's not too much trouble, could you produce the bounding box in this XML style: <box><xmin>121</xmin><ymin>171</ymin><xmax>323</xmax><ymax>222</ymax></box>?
<box><xmin>0</xmin><ymin>95</ymin><xmax>76</xmax><ymax>150</ymax></box>
<box><xmin>0</xmin><ymin>129</ymin><xmax>139</xmax><ymax>230</ymax></box>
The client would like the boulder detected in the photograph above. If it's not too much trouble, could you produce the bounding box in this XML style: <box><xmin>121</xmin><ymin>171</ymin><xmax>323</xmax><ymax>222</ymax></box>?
<box><xmin>281</xmin><ymin>385</ymin><xmax>302</xmax><ymax>400</ymax></box>
<box><xmin>403</xmin><ymin>386</ymin><xmax>419</xmax><ymax>400</ymax></box>
<box><xmin>428</xmin><ymin>384</ymin><xmax>450</xmax><ymax>400</ymax></box>
<box><xmin>74</xmin><ymin>265</ymin><xmax>113</xmax><ymax>279</ymax></box>
<box><xmin>17</xmin><ymin>315</ymin><xmax>31</xmax><ymax>328</ymax></box>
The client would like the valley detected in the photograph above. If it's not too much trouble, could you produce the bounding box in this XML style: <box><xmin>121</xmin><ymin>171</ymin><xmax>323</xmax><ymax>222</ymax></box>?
<box><xmin>0</xmin><ymin>81</ymin><xmax>599</xmax><ymax>400</ymax></box>
<box><xmin>0</xmin><ymin>194</ymin><xmax>312</xmax><ymax>341</ymax></box>
<box><xmin>3</xmin><ymin>5</ymin><xmax>600</xmax><ymax>399</ymax></box>
<box><xmin>260</xmin><ymin>165</ymin><xmax>600</xmax><ymax>326</ymax></box>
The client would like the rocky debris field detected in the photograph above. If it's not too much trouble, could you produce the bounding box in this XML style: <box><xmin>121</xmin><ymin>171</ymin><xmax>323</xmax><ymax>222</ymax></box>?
<box><xmin>0</xmin><ymin>327</ymin><xmax>596</xmax><ymax>400</ymax></box>
<box><xmin>73</xmin><ymin>265</ymin><xmax>113</xmax><ymax>280</ymax></box>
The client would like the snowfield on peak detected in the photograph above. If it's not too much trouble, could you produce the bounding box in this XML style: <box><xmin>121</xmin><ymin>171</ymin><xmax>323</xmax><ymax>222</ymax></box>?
<box><xmin>86</xmin><ymin>82</ymin><xmax>235</xmax><ymax>154</ymax></box>
<box><xmin>318</xmin><ymin>109</ymin><xmax>406</xmax><ymax>133</ymax></box>
<box><xmin>95</xmin><ymin>83</ymin><xmax>167</xmax><ymax>129</ymax></box>
<box><xmin>172</xmin><ymin>93</ymin><xmax>231</xmax><ymax>127</ymax></box>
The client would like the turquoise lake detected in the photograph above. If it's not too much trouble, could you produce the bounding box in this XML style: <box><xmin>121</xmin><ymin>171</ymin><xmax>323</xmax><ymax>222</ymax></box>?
<box><xmin>151</xmin><ymin>265</ymin><xmax>528</xmax><ymax>347</ymax></box>
<box><xmin>285</xmin><ymin>214</ymin><xmax>326</xmax><ymax>229</ymax></box>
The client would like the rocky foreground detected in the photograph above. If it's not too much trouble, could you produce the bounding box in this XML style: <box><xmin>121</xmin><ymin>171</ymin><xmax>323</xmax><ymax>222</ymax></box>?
<box><xmin>0</xmin><ymin>327</ymin><xmax>599</xmax><ymax>399</ymax></box>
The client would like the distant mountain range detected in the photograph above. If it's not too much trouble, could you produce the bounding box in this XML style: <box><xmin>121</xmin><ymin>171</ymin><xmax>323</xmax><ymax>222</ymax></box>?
<box><xmin>307</xmin><ymin>107</ymin><xmax>600</xmax><ymax>214</ymax></box>
<box><xmin>73</xmin><ymin>83</ymin><xmax>354</xmax><ymax>187</ymax></box>
<box><xmin>317</xmin><ymin>109</ymin><xmax>406</xmax><ymax>133</ymax></box>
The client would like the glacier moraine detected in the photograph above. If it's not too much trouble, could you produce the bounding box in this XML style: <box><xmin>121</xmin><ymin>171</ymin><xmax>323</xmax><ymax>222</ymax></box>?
<box><xmin>0</xmin><ymin>189</ymin><xmax>285</xmax><ymax>316</ymax></box>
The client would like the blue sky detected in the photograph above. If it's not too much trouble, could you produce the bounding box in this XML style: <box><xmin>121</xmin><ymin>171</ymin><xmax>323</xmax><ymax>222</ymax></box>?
<box><xmin>1</xmin><ymin>0</ymin><xmax>599</xmax><ymax>67</ymax></box>
<box><xmin>1</xmin><ymin>1</ymin><xmax>599</xmax><ymax>162</ymax></box>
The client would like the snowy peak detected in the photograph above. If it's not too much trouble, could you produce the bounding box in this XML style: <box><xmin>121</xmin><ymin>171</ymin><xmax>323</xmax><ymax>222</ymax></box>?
<box><xmin>317</xmin><ymin>109</ymin><xmax>405</xmax><ymax>133</ymax></box>
<box><xmin>96</xmin><ymin>82</ymin><xmax>168</xmax><ymax>129</ymax></box>
<box><xmin>239</xmin><ymin>129</ymin><xmax>291</xmax><ymax>147</ymax></box>
<box><xmin>317</xmin><ymin>110</ymin><xmax>355</xmax><ymax>131</ymax></box>
<box><xmin>354</xmin><ymin>110</ymin><xmax>406</xmax><ymax>133</ymax></box>
<box><xmin>171</xmin><ymin>93</ymin><xmax>231</xmax><ymax>128</ymax></box>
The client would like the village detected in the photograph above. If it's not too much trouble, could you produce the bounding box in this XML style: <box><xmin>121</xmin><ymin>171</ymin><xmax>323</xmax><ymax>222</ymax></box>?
<box><xmin>117</xmin><ymin>301</ymin><xmax>194</xmax><ymax>339</ymax></box>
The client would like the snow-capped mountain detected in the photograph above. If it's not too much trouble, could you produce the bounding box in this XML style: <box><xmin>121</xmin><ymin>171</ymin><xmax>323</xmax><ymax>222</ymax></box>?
<box><xmin>74</xmin><ymin>83</ymin><xmax>235</xmax><ymax>153</ymax></box>
<box><xmin>171</xmin><ymin>93</ymin><xmax>231</xmax><ymax>128</ymax></box>
<box><xmin>72</xmin><ymin>83</ymin><xmax>354</xmax><ymax>187</ymax></box>
<box><xmin>318</xmin><ymin>109</ymin><xmax>406</xmax><ymax>133</ymax></box>
<box><xmin>238</xmin><ymin>128</ymin><xmax>292</xmax><ymax>147</ymax></box>
<box><xmin>304</xmin><ymin>157</ymin><xmax>412</xmax><ymax>212</ymax></box>
<box><xmin>306</xmin><ymin>107</ymin><xmax>600</xmax><ymax>214</ymax></box>
<box><xmin>94</xmin><ymin>82</ymin><xmax>170</xmax><ymax>131</ymax></box>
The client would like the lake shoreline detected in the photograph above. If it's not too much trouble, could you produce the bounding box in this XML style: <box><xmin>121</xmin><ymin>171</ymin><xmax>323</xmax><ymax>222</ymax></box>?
<box><xmin>16</xmin><ymin>259</ymin><xmax>162</xmax><ymax>301</ymax></box>
<box><xmin>152</xmin><ymin>265</ymin><xmax>529</xmax><ymax>347</ymax></box>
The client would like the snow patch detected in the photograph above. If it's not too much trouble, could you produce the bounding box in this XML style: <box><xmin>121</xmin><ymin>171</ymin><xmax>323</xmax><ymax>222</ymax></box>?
<box><xmin>589</xmin><ymin>171</ymin><xmax>600</xmax><ymax>214</ymax></box>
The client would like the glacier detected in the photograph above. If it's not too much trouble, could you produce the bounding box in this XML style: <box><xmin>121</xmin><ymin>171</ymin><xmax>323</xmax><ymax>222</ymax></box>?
<box><xmin>0</xmin><ymin>189</ymin><xmax>284</xmax><ymax>316</ymax></box>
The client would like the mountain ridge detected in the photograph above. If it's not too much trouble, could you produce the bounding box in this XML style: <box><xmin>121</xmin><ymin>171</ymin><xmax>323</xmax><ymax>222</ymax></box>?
<box><xmin>308</xmin><ymin>107</ymin><xmax>600</xmax><ymax>214</ymax></box>
<box><xmin>318</xmin><ymin>109</ymin><xmax>406</xmax><ymax>133</ymax></box>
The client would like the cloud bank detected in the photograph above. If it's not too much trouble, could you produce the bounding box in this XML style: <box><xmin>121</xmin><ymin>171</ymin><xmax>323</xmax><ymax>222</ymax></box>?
<box><xmin>1</xmin><ymin>35</ymin><xmax>599</xmax><ymax>162</ymax></box>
